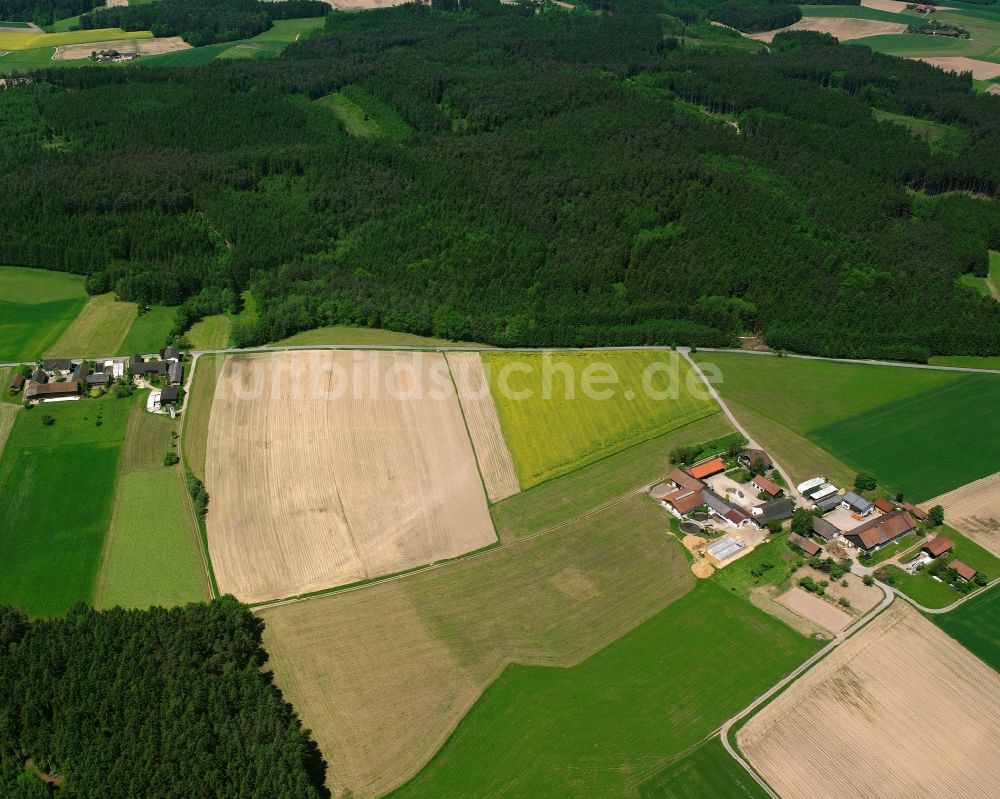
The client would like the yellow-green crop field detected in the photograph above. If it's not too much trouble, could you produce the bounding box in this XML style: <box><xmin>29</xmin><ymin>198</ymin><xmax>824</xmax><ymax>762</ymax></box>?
<box><xmin>0</xmin><ymin>28</ymin><xmax>151</xmax><ymax>51</ymax></box>
<box><xmin>483</xmin><ymin>351</ymin><xmax>718</xmax><ymax>488</ymax></box>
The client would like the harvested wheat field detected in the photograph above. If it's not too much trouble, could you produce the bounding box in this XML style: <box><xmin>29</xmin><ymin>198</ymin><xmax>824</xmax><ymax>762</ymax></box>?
<box><xmin>925</xmin><ymin>471</ymin><xmax>1000</xmax><ymax>556</ymax></box>
<box><xmin>206</xmin><ymin>350</ymin><xmax>495</xmax><ymax>602</ymax></box>
<box><xmin>259</xmin><ymin>495</ymin><xmax>692</xmax><ymax>799</ymax></box>
<box><xmin>53</xmin><ymin>36</ymin><xmax>189</xmax><ymax>60</ymax></box>
<box><xmin>445</xmin><ymin>352</ymin><xmax>520</xmax><ymax>502</ymax></box>
<box><xmin>915</xmin><ymin>56</ymin><xmax>1000</xmax><ymax>81</ymax></box>
<box><xmin>739</xmin><ymin>601</ymin><xmax>1000</xmax><ymax>799</ymax></box>
<box><xmin>750</xmin><ymin>17</ymin><xmax>907</xmax><ymax>43</ymax></box>
<box><xmin>326</xmin><ymin>0</ymin><xmax>410</xmax><ymax>8</ymax></box>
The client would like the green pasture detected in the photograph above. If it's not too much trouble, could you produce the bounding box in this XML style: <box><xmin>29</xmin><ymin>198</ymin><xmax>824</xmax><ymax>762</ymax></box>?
<box><xmin>0</xmin><ymin>266</ymin><xmax>87</xmax><ymax>361</ymax></box>
<box><xmin>800</xmin><ymin>5</ymin><xmax>915</xmax><ymax>23</ymax></box>
<box><xmin>0</xmin><ymin>20</ymin><xmax>32</xmax><ymax>28</ymax></box>
<box><xmin>928</xmin><ymin>354</ymin><xmax>1000</xmax><ymax>369</ymax></box>
<box><xmin>935</xmin><ymin>586</ymin><xmax>1000</xmax><ymax>671</ymax></box>
<box><xmin>316</xmin><ymin>85</ymin><xmax>413</xmax><ymax>141</ymax></box>
<box><xmin>855</xmin><ymin>10</ymin><xmax>1000</xmax><ymax>66</ymax></box>
<box><xmin>811</xmin><ymin>374</ymin><xmax>1000</xmax><ymax>500</ymax></box>
<box><xmin>697</xmin><ymin>353</ymin><xmax>997</xmax><ymax>500</ymax></box>
<box><xmin>959</xmin><ymin>272</ymin><xmax>993</xmax><ymax>296</ymax></box>
<box><xmin>389</xmin><ymin>583</ymin><xmax>818</xmax><ymax>799</ymax></box>
<box><xmin>143</xmin><ymin>18</ymin><xmax>324</xmax><ymax>66</ymax></box>
<box><xmin>491</xmin><ymin>415</ymin><xmax>733</xmax><ymax>541</ymax></box>
<box><xmin>639</xmin><ymin>737</ymin><xmax>771</xmax><ymax>799</ymax></box>
<box><xmin>117</xmin><ymin>305</ymin><xmax>177</xmax><ymax>355</ymax></box>
<box><xmin>0</xmin><ymin>27</ymin><xmax>150</xmax><ymax>50</ymax></box>
<box><xmin>485</xmin><ymin>351</ymin><xmax>718</xmax><ymax>489</ymax></box>
<box><xmin>0</xmin><ymin>396</ymin><xmax>133</xmax><ymax>617</ymax></box>
<box><xmin>712</xmin><ymin>533</ymin><xmax>802</xmax><ymax>597</ymax></box>
<box><xmin>185</xmin><ymin>314</ymin><xmax>231</xmax><ymax>349</ymax></box>
<box><xmin>99</xmin><ymin>468</ymin><xmax>206</xmax><ymax>609</ymax></box>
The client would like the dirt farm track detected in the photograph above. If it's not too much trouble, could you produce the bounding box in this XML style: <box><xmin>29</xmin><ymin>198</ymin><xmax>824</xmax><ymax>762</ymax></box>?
<box><xmin>739</xmin><ymin>602</ymin><xmax>1000</xmax><ymax>799</ymax></box>
<box><xmin>205</xmin><ymin>351</ymin><xmax>496</xmax><ymax>602</ymax></box>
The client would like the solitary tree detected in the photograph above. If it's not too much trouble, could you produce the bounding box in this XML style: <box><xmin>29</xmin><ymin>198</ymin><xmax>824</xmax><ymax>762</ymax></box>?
<box><xmin>854</xmin><ymin>472</ymin><xmax>877</xmax><ymax>492</ymax></box>
<box><xmin>929</xmin><ymin>504</ymin><xmax>945</xmax><ymax>526</ymax></box>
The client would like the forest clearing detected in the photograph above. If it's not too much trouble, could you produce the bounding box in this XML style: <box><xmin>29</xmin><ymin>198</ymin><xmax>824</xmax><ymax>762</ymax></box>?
<box><xmin>739</xmin><ymin>601</ymin><xmax>1000</xmax><ymax>799</ymax></box>
<box><xmin>205</xmin><ymin>351</ymin><xmax>495</xmax><ymax>602</ymax></box>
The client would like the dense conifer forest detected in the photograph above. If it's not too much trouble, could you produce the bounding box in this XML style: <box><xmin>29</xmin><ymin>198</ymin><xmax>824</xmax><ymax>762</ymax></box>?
<box><xmin>2</xmin><ymin>3</ymin><xmax>1000</xmax><ymax>359</ymax></box>
<box><xmin>0</xmin><ymin>600</ymin><xmax>328</xmax><ymax>798</ymax></box>
<box><xmin>0</xmin><ymin>0</ymin><xmax>101</xmax><ymax>26</ymax></box>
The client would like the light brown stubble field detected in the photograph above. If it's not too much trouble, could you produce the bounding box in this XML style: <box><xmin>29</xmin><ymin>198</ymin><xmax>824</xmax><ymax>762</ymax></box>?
<box><xmin>749</xmin><ymin>17</ymin><xmax>907</xmax><ymax>43</ymax></box>
<box><xmin>206</xmin><ymin>350</ymin><xmax>496</xmax><ymax>602</ymax></box>
<box><xmin>739</xmin><ymin>601</ymin><xmax>1000</xmax><ymax>799</ymax></box>
<box><xmin>925</xmin><ymin>471</ymin><xmax>1000</xmax><ymax>556</ymax></box>
<box><xmin>259</xmin><ymin>495</ymin><xmax>693</xmax><ymax>799</ymax></box>
<box><xmin>445</xmin><ymin>352</ymin><xmax>520</xmax><ymax>502</ymax></box>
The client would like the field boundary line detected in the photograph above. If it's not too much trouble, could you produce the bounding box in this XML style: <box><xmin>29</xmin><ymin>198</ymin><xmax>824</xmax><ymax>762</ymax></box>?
<box><xmin>5</xmin><ymin>343</ymin><xmax>1000</xmax><ymax>375</ymax></box>
<box><xmin>443</xmin><ymin>351</ymin><xmax>501</xmax><ymax>522</ymax></box>
<box><xmin>250</xmin><ymin>483</ymin><xmax>651</xmax><ymax>612</ymax></box>
<box><xmin>177</xmin><ymin>463</ymin><xmax>216</xmax><ymax>602</ymax></box>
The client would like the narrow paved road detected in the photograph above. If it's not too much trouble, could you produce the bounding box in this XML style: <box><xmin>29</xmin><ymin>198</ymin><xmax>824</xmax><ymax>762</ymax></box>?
<box><xmin>680</xmin><ymin>348</ymin><xmax>805</xmax><ymax>506</ymax></box>
<box><xmin>719</xmin><ymin>577</ymin><xmax>999</xmax><ymax>794</ymax></box>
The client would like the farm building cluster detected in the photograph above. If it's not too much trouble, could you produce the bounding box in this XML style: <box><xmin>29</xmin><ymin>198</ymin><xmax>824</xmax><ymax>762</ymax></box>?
<box><xmin>9</xmin><ymin>348</ymin><xmax>184</xmax><ymax>409</ymax></box>
<box><xmin>650</xmin><ymin>448</ymin><xmax>794</xmax><ymax>565</ymax></box>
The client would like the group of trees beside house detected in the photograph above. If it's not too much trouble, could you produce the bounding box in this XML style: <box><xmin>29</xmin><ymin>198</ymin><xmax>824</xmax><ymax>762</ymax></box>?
<box><xmin>1</xmin><ymin>5</ymin><xmax>999</xmax><ymax>358</ymax></box>
<box><xmin>0</xmin><ymin>599</ymin><xmax>328</xmax><ymax>797</ymax></box>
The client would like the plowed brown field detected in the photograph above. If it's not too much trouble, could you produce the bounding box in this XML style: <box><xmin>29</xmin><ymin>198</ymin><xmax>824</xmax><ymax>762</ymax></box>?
<box><xmin>206</xmin><ymin>351</ymin><xmax>495</xmax><ymax>602</ymax></box>
<box><xmin>739</xmin><ymin>601</ymin><xmax>1000</xmax><ymax>799</ymax></box>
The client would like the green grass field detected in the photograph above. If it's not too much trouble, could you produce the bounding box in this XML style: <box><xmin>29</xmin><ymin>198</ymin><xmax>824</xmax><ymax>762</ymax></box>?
<box><xmin>0</xmin><ymin>396</ymin><xmax>133</xmax><ymax>616</ymax></box>
<box><xmin>389</xmin><ymin>582</ymin><xmax>818</xmax><ymax>798</ymax></box>
<box><xmin>800</xmin><ymin>5</ymin><xmax>914</xmax><ymax>23</ymax></box>
<box><xmin>142</xmin><ymin>18</ymin><xmax>323</xmax><ymax>66</ymax></box>
<box><xmin>182</xmin><ymin>354</ymin><xmax>224</xmax><ymax>482</ymax></box>
<box><xmin>959</xmin><ymin>272</ymin><xmax>993</xmax><ymax>297</ymax></box>
<box><xmin>270</xmin><ymin>325</ymin><xmax>486</xmax><ymax>348</ymax></box>
<box><xmin>854</xmin><ymin>9</ymin><xmax>1000</xmax><ymax>67</ymax></box>
<box><xmin>872</xmin><ymin>108</ymin><xmax>970</xmax><ymax>154</ymax></box>
<box><xmin>98</xmin><ymin>468</ymin><xmax>206</xmax><ymax>609</ymax></box>
<box><xmin>316</xmin><ymin>85</ymin><xmax>412</xmax><ymax>141</ymax></box>
<box><xmin>185</xmin><ymin>314</ymin><xmax>231</xmax><ymax>349</ymax></box>
<box><xmin>117</xmin><ymin>305</ymin><xmax>177</xmax><ymax>355</ymax></box>
<box><xmin>0</xmin><ymin>266</ymin><xmax>87</xmax><ymax>361</ymax></box>
<box><xmin>45</xmin><ymin>291</ymin><xmax>137</xmax><ymax>357</ymax></box>
<box><xmin>485</xmin><ymin>351</ymin><xmax>718</xmax><ymax>488</ymax></box>
<box><xmin>934</xmin><ymin>586</ymin><xmax>1000</xmax><ymax>671</ymax></box>
<box><xmin>0</xmin><ymin>46</ymin><xmax>58</xmax><ymax>74</ymax></box>
<box><xmin>491</xmin><ymin>415</ymin><xmax>733</xmax><ymax>541</ymax></box>
<box><xmin>811</xmin><ymin>374</ymin><xmax>1000</xmax><ymax>500</ymax></box>
<box><xmin>711</xmin><ymin>532</ymin><xmax>802</xmax><ymax>597</ymax></box>
<box><xmin>638</xmin><ymin>738</ymin><xmax>771</xmax><ymax>799</ymax></box>
<box><xmin>928</xmin><ymin>355</ymin><xmax>1000</xmax><ymax>369</ymax></box>
<box><xmin>697</xmin><ymin>353</ymin><xmax>997</xmax><ymax>500</ymax></box>
<box><xmin>883</xmin><ymin>527</ymin><xmax>1000</xmax><ymax>608</ymax></box>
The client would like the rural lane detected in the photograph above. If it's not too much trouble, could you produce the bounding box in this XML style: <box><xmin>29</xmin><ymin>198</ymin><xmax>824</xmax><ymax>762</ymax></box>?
<box><xmin>680</xmin><ymin>348</ymin><xmax>805</xmax><ymax>506</ymax></box>
<box><xmin>3</xmin><ymin>343</ymin><xmax>999</xmax><ymax>376</ymax></box>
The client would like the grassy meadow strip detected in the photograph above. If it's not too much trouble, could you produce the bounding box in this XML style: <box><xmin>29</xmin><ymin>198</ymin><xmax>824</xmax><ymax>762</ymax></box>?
<box><xmin>45</xmin><ymin>292</ymin><xmax>137</xmax><ymax>357</ymax></box>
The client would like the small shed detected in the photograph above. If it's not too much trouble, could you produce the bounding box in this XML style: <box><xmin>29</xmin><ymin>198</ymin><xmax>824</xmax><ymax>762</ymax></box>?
<box><xmin>789</xmin><ymin>533</ymin><xmax>821</xmax><ymax>557</ymax></box>
<box><xmin>9</xmin><ymin>373</ymin><xmax>24</xmax><ymax>393</ymax></box>
<box><xmin>752</xmin><ymin>474</ymin><xmax>783</xmax><ymax>499</ymax></box>
<box><xmin>688</xmin><ymin>457</ymin><xmax>726</xmax><ymax>480</ymax></box>
<box><xmin>812</xmin><ymin>516</ymin><xmax>840</xmax><ymax>542</ymax></box>
<box><xmin>874</xmin><ymin>498</ymin><xmax>896</xmax><ymax>514</ymax></box>
<box><xmin>160</xmin><ymin>386</ymin><xmax>179</xmax><ymax>406</ymax></box>
<box><xmin>951</xmin><ymin>560</ymin><xmax>977</xmax><ymax>582</ymax></box>
<box><xmin>842</xmin><ymin>492</ymin><xmax>874</xmax><ymax>516</ymax></box>
<box><xmin>31</xmin><ymin>368</ymin><xmax>48</xmax><ymax>384</ymax></box>
<box><xmin>168</xmin><ymin>362</ymin><xmax>184</xmax><ymax>386</ymax></box>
